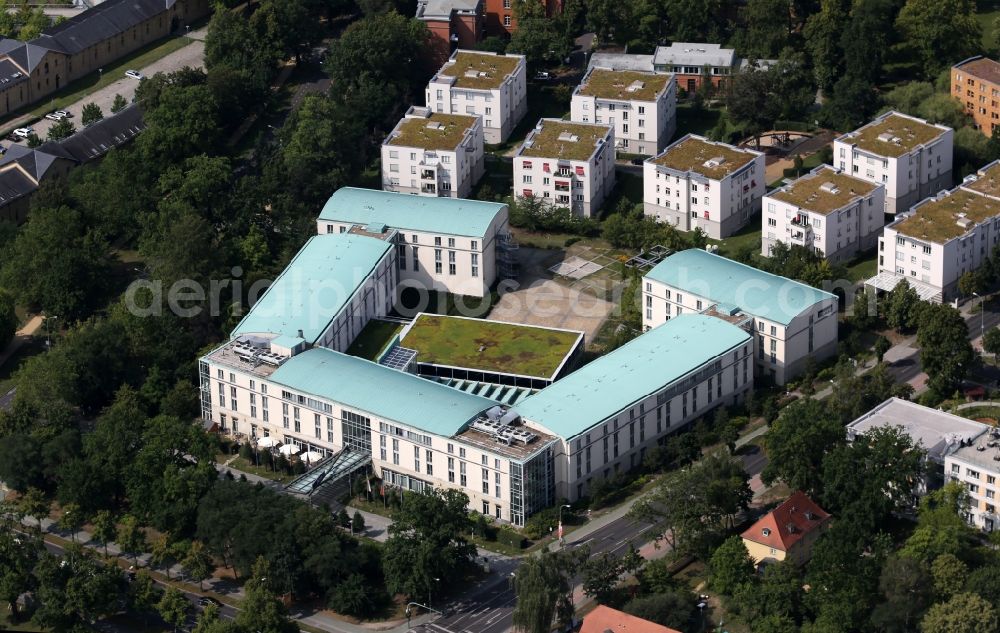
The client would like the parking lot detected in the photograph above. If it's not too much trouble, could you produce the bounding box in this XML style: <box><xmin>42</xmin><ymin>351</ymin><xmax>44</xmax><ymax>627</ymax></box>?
<box><xmin>8</xmin><ymin>26</ymin><xmax>206</xmax><ymax>142</ymax></box>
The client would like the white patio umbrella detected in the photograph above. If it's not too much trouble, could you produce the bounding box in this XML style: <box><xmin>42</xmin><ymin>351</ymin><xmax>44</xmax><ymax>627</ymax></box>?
<box><xmin>302</xmin><ymin>451</ymin><xmax>324</xmax><ymax>464</ymax></box>
<box><xmin>279</xmin><ymin>444</ymin><xmax>300</xmax><ymax>456</ymax></box>
<box><xmin>256</xmin><ymin>436</ymin><xmax>279</xmax><ymax>448</ymax></box>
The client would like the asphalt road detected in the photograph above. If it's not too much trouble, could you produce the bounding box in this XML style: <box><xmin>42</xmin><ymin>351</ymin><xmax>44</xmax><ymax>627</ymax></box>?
<box><xmin>409</xmin><ymin>514</ymin><xmax>652</xmax><ymax>633</ymax></box>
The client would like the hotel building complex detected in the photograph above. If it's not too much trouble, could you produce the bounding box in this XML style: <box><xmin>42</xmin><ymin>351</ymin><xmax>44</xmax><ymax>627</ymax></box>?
<box><xmin>642</xmin><ymin>249</ymin><xmax>838</xmax><ymax>385</ymax></box>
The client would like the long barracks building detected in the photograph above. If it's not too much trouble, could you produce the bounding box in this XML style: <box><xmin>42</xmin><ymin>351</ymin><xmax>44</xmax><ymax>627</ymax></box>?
<box><xmin>201</xmin><ymin>188</ymin><xmax>754</xmax><ymax>524</ymax></box>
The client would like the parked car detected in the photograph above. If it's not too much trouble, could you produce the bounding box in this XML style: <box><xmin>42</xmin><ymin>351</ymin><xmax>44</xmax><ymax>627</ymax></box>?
<box><xmin>198</xmin><ymin>597</ymin><xmax>221</xmax><ymax>608</ymax></box>
<box><xmin>12</xmin><ymin>127</ymin><xmax>33</xmax><ymax>139</ymax></box>
<box><xmin>534</xmin><ymin>71</ymin><xmax>551</xmax><ymax>80</ymax></box>
<box><xmin>125</xmin><ymin>69</ymin><xmax>144</xmax><ymax>80</ymax></box>
<box><xmin>45</xmin><ymin>112</ymin><xmax>65</xmax><ymax>121</ymax></box>
<box><xmin>54</xmin><ymin>110</ymin><xmax>70</xmax><ymax>118</ymax></box>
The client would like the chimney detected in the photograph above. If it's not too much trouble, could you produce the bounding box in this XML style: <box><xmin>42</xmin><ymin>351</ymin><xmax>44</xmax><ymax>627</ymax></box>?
<box><xmin>297</xmin><ymin>329</ymin><xmax>304</xmax><ymax>338</ymax></box>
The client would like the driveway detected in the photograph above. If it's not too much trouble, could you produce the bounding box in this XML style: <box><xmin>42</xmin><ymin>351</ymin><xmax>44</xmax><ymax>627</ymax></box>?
<box><xmin>28</xmin><ymin>27</ymin><xmax>206</xmax><ymax>139</ymax></box>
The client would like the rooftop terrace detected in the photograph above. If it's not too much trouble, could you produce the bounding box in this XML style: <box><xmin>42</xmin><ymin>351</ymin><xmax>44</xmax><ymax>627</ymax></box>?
<box><xmin>842</xmin><ymin>112</ymin><xmax>948</xmax><ymax>158</ymax></box>
<box><xmin>963</xmin><ymin>160</ymin><xmax>1000</xmax><ymax>199</ymax></box>
<box><xmin>652</xmin><ymin>135</ymin><xmax>757</xmax><ymax>180</ymax></box>
<box><xmin>518</xmin><ymin>119</ymin><xmax>611</xmax><ymax>162</ymax></box>
<box><xmin>771</xmin><ymin>167</ymin><xmax>879</xmax><ymax>216</ymax></box>
<box><xmin>401</xmin><ymin>314</ymin><xmax>582</xmax><ymax>379</ymax></box>
<box><xmin>387</xmin><ymin>112</ymin><xmax>478</xmax><ymax>152</ymax></box>
<box><xmin>577</xmin><ymin>68</ymin><xmax>671</xmax><ymax>102</ymax></box>
<box><xmin>438</xmin><ymin>50</ymin><xmax>522</xmax><ymax>90</ymax></box>
<box><xmin>892</xmin><ymin>188</ymin><xmax>999</xmax><ymax>243</ymax></box>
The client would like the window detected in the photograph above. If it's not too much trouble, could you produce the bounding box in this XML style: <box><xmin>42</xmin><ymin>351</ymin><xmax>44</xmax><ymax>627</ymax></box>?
<box><xmin>503</xmin><ymin>15</ymin><xmax>511</xmax><ymax>26</ymax></box>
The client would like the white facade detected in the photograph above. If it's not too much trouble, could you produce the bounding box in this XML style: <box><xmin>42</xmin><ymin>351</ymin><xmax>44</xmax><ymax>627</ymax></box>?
<box><xmin>570</xmin><ymin>67</ymin><xmax>677</xmax><ymax>155</ymax></box>
<box><xmin>762</xmin><ymin>166</ymin><xmax>886</xmax><ymax>263</ymax></box>
<box><xmin>318</xmin><ymin>211</ymin><xmax>510</xmax><ymax>299</ymax></box>
<box><xmin>381</xmin><ymin>106</ymin><xmax>485</xmax><ymax>199</ymax></box>
<box><xmin>513</xmin><ymin>119</ymin><xmax>616</xmax><ymax>217</ymax></box>
<box><xmin>643</xmin><ymin>134</ymin><xmax>765</xmax><ymax>239</ymax></box>
<box><xmin>425</xmin><ymin>49</ymin><xmax>528</xmax><ymax>144</ymax></box>
<box><xmin>833</xmin><ymin>111</ymin><xmax>954</xmax><ymax>215</ymax></box>
<box><xmin>641</xmin><ymin>250</ymin><xmax>839</xmax><ymax>385</ymax></box>
<box><xmin>870</xmin><ymin>161</ymin><xmax>1000</xmax><ymax>303</ymax></box>
<box><xmin>947</xmin><ymin>442</ymin><xmax>1000</xmax><ymax>532</ymax></box>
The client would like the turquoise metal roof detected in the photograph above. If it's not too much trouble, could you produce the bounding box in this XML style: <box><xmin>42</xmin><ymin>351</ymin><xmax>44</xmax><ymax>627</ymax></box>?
<box><xmin>271</xmin><ymin>335</ymin><xmax>305</xmax><ymax>349</ymax></box>
<box><xmin>231</xmin><ymin>233</ymin><xmax>392</xmax><ymax>343</ymax></box>
<box><xmin>318</xmin><ymin>187</ymin><xmax>507</xmax><ymax>238</ymax></box>
<box><xmin>514</xmin><ymin>314</ymin><xmax>751</xmax><ymax>439</ymax></box>
<box><xmin>270</xmin><ymin>348</ymin><xmax>495</xmax><ymax>437</ymax></box>
<box><xmin>645</xmin><ymin>249</ymin><xmax>836</xmax><ymax>326</ymax></box>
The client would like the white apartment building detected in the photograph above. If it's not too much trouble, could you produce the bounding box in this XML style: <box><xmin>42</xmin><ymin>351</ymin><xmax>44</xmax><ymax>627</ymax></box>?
<box><xmin>570</xmin><ymin>67</ymin><xmax>677</xmax><ymax>156</ymax></box>
<box><xmin>762</xmin><ymin>165</ymin><xmax>886</xmax><ymax>263</ymax></box>
<box><xmin>513</xmin><ymin>119</ymin><xmax>615</xmax><ymax>217</ymax></box>
<box><xmin>381</xmin><ymin>106</ymin><xmax>485</xmax><ymax>199</ymax></box>
<box><xmin>317</xmin><ymin>187</ymin><xmax>513</xmax><ymax>298</ymax></box>
<box><xmin>833</xmin><ymin>111</ymin><xmax>954</xmax><ymax>215</ymax></box>
<box><xmin>868</xmin><ymin>160</ymin><xmax>1000</xmax><ymax>303</ymax></box>
<box><xmin>642</xmin><ymin>249</ymin><xmax>838</xmax><ymax>385</ymax></box>
<box><xmin>643</xmin><ymin>134</ymin><xmax>765</xmax><ymax>239</ymax></box>
<box><xmin>425</xmin><ymin>49</ymin><xmax>527</xmax><ymax>144</ymax></box>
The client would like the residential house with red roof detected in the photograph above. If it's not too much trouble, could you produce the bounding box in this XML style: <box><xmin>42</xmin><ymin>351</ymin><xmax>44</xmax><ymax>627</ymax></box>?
<box><xmin>580</xmin><ymin>605</ymin><xmax>682</xmax><ymax>633</ymax></box>
<box><xmin>740</xmin><ymin>491</ymin><xmax>831</xmax><ymax>568</ymax></box>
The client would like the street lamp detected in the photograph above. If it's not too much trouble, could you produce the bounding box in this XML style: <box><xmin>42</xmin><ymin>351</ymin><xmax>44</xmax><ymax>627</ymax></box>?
<box><xmin>45</xmin><ymin>315</ymin><xmax>58</xmax><ymax>347</ymax></box>
<box><xmin>975</xmin><ymin>292</ymin><xmax>986</xmax><ymax>352</ymax></box>
<box><xmin>429</xmin><ymin>577</ymin><xmax>439</xmax><ymax>609</ymax></box>
<box><xmin>558</xmin><ymin>504</ymin><xmax>571</xmax><ymax>545</ymax></box>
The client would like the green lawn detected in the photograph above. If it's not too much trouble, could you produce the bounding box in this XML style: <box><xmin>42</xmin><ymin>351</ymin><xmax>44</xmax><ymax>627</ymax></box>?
<box><xmin>956</xmin><ymin>405</ymin><xmax>1000</xmax><ymax>422</ymax></box>
<box><xmin>2</xmin><ymin>34</ymin><xmax>193</xmax><ymax>131</ymax></box>
<box><xmin>675</xmin><ymin>102</ymin><xmax>723</xmax><ymax>138</ymax></box>
<box><xmin>400</xmin><ymin>313</ymin><xmax>581</xmax><ymax>378</ymax></box>
<box><xmin>782</xmin><ymin>150</ymin><xmax>825</xmax><ymax>179</ymax></box>
<box><xmin>345</xmin><ymin>319</ymin><xmax>403</xmax><ymax>361</ymax></box>
<box><xmin>227</xmin><ymin>456</ymin><xmax>297</xmax><ymax>484</ymax></box>
<box><xmin>845</xmin><ymin>253</ymin><xmax>878</xmax><ymax>283</ymax></box>
<box><xmin>712</xmin><ymin>219</ymin><xmax>763</xmax><ymax>259</ymax></box>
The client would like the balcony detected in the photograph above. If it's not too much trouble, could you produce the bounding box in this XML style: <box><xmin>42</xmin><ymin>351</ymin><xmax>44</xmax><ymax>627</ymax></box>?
<box><xmin>790</xmin><ymin>214</ymin><xmax>809</xmax><ymax>227</ymax></box>
<box><xmin>420</xmin><ymin>169</ymin><xmax>436</xmax><ymax>180</ymax></box>
<box><xmin>788</xmin><ymin>227</ymin><xmax>811</xmax><ymax>245</ymax></box>
<box><xmin>421</xmin><ymin>184</ymin><xmax>437</xmax><ymax>194</ymax></box>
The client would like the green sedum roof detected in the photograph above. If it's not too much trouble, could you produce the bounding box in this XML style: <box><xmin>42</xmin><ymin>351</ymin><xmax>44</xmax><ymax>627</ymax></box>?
<box><xmin>231</xmin><ymin>233</ymin><xmax>392</xmax><ymax>343</ymax></box>
<box><xmin>645</xmin><ymin>249</ymin><xmax>835</xmax><ymax>325</ymax></box>
<box><xmin>514</xmin><ymin>314</ymin><xmax>751</xmax><ymax>439</ymax></box>
<box><xmin>270</xmin><ymin>347</ymin><xmax>495</xmax><ymax>437</ymax></box>
<box><xmin>318</xmin><ymin>187</ymin><xmax>507</xmax><ymax>238</ymax></box>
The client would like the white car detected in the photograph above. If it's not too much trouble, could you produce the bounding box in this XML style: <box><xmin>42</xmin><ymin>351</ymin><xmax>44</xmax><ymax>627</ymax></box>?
<box><xmin>54</xmin><ymin>110</ymin><xmax>70</xmax><ymax>118</ymax></box>
<box><xmin>125</xmin><ymin>69</ymin><xmax>144</xmax><ymax>80</ymax></box>
<box><xmin>45</xmin><ymin>112</ymin><xmax>65</xmax><ymax>121</ymax></box>
<box><xmin>13</xmin><ymin>127</ymin><xmax>33</xmax><ymax>139</ymax></box>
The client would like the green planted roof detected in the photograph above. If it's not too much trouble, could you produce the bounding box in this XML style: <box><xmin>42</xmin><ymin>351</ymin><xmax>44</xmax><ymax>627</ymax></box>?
<box><xmin>514</xmin><ymin>314</ymin><xmax>751</xmax><ymax>439</ymax></box>
<box><xmin>645</xmin><ymin>249</ymin><xmax>835</xmax><ymax>325</ymax></box>
<box><xmin>318</xmin><ymin>187</ymin><xmax>507</xmax><ymax>238</ymax></box>
<box><xmin>231</xmin><ymin>233</ymin><xmax>392</xmax><ymax>343</ymax></box>
<box><xmin>270</xmin><ymin>347</ymin><xmax>494</xmax><ymax>437</ymax></box>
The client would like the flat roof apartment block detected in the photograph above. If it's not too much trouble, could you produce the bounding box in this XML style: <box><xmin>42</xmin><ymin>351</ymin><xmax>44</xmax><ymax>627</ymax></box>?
<box><xmin>833</xmin><ymin>111</ymin><xmax>954</xmax><ymax>215</ymax></box>
<box><xmin>427</xmin><ymin>49</ymin><xmax>527</xmax><ymax>144</ymax></box>
<box><xmin>643</xmin><ymin>134</ymin><xmax>765</xmax><ymax>239</ymax></box>
<box><xmin>514</xmin><ymin>119</ymin><xmax>616</xmax><ymax>217</ymax></box>
<box><xmin>952</xmin><ymin>56</ymin><xmax>1000</xmax><ymax>137</ymax></box>
<box><xmin>382</xmin><ymin>106</ymin><xmax>485</xmax><ymax>199</ymax></box>
<box><xmin>642</xmin><ymin>249</ymin><xmax>838</xmax><ymax>384</ymax></box>
<box><xmin>868</xmin><ymin>160</ymin><xmax>1000</xmax><ymax>303</ymax></box>
<box><xmin>570</xmin><ymin>67</ymin><xmax>677</xmax><ymax>156</ymax></box>
<box><xmin>762</xmin><ymin>165</ymin><xmax>886</xmax><ymax>263</ymax></box>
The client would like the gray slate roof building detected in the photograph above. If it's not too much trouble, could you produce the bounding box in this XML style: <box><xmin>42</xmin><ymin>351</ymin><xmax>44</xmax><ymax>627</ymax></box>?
<box><xmin>30</xmin><ymin>0</ymin><xmax>177</xmax><ymax>56</ymax></box>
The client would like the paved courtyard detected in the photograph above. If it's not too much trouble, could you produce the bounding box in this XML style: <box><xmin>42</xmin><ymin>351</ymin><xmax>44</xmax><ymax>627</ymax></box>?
<box><xmin>490</xmin><ymin>247</ymin><xmax>615</xmax><ymax>344</ymax></box>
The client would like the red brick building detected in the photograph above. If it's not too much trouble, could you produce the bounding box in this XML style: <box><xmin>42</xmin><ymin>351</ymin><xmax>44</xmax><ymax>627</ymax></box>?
<box><xmin>417</xmin><ymin>0</ymin><xmax>485</xmax><ymax>65</ymax></box>
<box><xmin>483</xmin><ymin>0</ymin><xmax>562</xmax><ymax>37</ymax></box>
